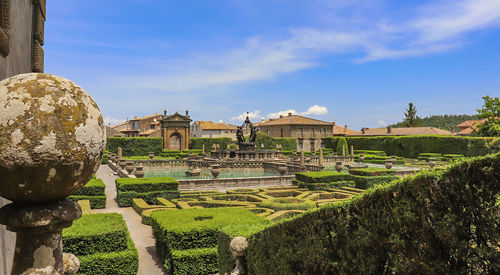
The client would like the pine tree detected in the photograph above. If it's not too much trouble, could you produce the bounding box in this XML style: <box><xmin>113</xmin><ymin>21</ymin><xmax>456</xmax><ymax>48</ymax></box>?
<box><xmin>403</xmin><ymin>102</ymin><xmax>421</xmax><ymax>127</ymax></box>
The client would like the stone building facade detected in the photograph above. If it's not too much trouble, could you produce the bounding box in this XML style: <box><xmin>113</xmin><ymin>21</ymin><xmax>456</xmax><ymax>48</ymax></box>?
<box><xmin>119</xmin><ymin>113</ymin><xmax>163</xmax><ymax>137</ymax></box>
<box><xmin>255</xmin><ymin>113</ymin><xmax>333</xmax><ymax>152</ymax></box>
<box><xmin>161</xmin><ymin>111</ymin><xmax>192</xmax><ymax>151</ymax></box>
<box><xmin>191</xmin><ymin>121</ymin><xmax>238</xmax><ymax>140</ymax></box>
<box><xmin>0</xmin><ymin>1</ymin><xmax>46</xmax><ymax>274</ymax></box>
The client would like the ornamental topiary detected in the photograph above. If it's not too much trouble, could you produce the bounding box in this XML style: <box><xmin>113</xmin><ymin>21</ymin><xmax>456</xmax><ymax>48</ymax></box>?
<box><xmin>336</xmin><ymin>137</ymin><xmax>348</xmax><ymax>155</ymax></box>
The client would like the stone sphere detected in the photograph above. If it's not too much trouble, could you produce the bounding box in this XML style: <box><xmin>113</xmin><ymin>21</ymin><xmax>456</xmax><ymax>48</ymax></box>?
<box><xmin>0</xmin><ymin>73</ymin><xmax>106</xmax><ymax>204</ymax></box>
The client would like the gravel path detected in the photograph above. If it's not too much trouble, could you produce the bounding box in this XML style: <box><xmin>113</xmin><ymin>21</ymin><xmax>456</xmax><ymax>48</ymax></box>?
<box><xmin>93</xmin><ymin>165</ymin><xmax>167</xmax><ymax>275</ymax></box>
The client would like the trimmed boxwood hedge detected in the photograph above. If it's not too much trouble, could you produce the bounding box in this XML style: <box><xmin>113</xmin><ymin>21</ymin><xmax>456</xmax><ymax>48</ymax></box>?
<box><xmin>151</xmin><ymin>208</ymin><xmax>269</xmax><ymax>275</ymax></box>
<box><xmin>295</xmin><ymin>171</ymin><xmax>399</xmax><ymax>189</ymax></box>
<box><xmin>107</xmin><ymin>137</ymin><xmax>163</xmax><ymax>156</ymax></box>
<box><xmin>68</xmin><ymin>178</ymin><xmax>107</xmax><ymax>209</ymax></box>
<box><xmin>323</xmin><ymin>135</ymin><xmax>500</xmax><ymax>158</ymax></box>
<box><xmin>63</xmin><ymin>213</ymin><xmax>138</xmax><ymax>275</ymax></box>
<box><xmin>348</xmin><ymin>167</ymin><xmax>396</xmax><ymax>176</ymax></box>
<box><xmin>258</xmin><ymin>198</ymin><xmax>316</xmax><ymax>211</ymax></box>
<box><xmin>244</xmin><ymin>153</ymin><xmax>500</xmax><ymax>274</ymax></box>
<box><xmin>296</xmin><ymin>181</ymin><xmax>355</xmax><ymax>190</ymax></box>
<box><xmin>167</xmin><ymin>247</ymin><xmax>218</xmax><ymax>275</ymax></box>
<box><xmin>115</xmin><ymin>177</ymin><xmax>180</xmax><ymax>206</ymax></box>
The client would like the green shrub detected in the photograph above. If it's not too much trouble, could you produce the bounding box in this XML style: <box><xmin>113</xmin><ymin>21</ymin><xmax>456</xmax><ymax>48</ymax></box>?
<box><xmin>254</xmin><ymin>132</ymin><xmax>297</xmax><ymax>151</ymax></box>
<box><xmin>106</xmin><ymin>137</ymin><xmax>163</xmax><ymax>156</ymax></box>
<box><xmin>323</xmin><ymin>135</ymin><xmax>500</xmax><ymax>157</ymax></box>
<box><xmin>245</xmin><ymin>153</ymin><xmax>500</xmax><ymax>274</ymax></box>
<box><xmin>151</xmin><ymin>208</ymin><xmax>269</xmax><ymax>275</ymax></box>
<box><xmin>74</xmin><ymin>178</ymin><xmax>106</xmax><ymax>196</ymax></box>
<box><xmin>297</xmin><ymin>181</ymin><xmax>355</xmax><ymax>190</ymax></box>
<box><xmin>117</xmin><ymin>190</ymin><xmax>179</xmax><ymax>207</ymax></box>
<box><xmin>296</xmin><ymin>171</ymin><xmax>351</xmax><ymax>183</ymax></box>
<box><xmin>418</xmin><ymin>152</ymin><xmax>443</xmax><ymax>161</ymax></box>
<box><xmin>77</xmin><ymin>200</ymin><xmax>91</xmax><ymax>214</ymax></box>
<box><xmin>116</xmin><ymin>177</ymin><xmax>178</xmax><ymax>192</ymax></box>
<box><xmin>348</xmin><ymin>167</ymin><xmax>396</xmax><ymax>176</ymax></box>
<box><xmin>258</xmin><ymin>198</ymin><xmax>316</xmax><ymax>211</ymax></box>
<box><xmin>336</xmin><ymin>137</ymin><xmax>349</xmax><ymax>155</ymax></box>
<box><xmin>63</xmin><ymin>213</ymin><xmax>138</xmax><ymax>275</ymax></box>
<box><xmin>167</xmin><ymin>247</ymin><xmax>218</xmax><ymax>275</ymax></box>
<box><xmin>354</xmin><ymin>150</ymin><xmax>386</xmax><ymax>156</ymax></box>
<box><xmin>67</xmin><ymin>195</ymin><xmax>106</xmax><ymax>209</ymax></box>
<box><xmin>101</xmin><ymin>153</ymin><xmax>109</xmax><ymax>164</ymax></box>
<box><xmin>189</xmin><ymin>137</ymin><xmax>232</xmax><ymax>150</ymax></box>
<box><xmin>63</xmin><ymin>213</ymin><xmax>129</xmax><ymax>256</ymax></box>
<box><xmin>351</xmin><ymin>175</ymin><xmax>399</xmax><ymax>189</ymax></box>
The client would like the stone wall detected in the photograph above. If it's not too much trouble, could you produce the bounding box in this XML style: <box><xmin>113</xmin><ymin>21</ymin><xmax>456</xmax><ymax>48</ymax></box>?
<box><xmin>0</xmin><ymin>1</ymin><xmax>45</xmax><ymax>274</ymax></box>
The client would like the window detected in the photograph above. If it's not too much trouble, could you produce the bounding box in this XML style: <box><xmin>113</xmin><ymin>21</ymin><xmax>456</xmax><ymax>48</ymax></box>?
<box><xmin>312</xmin><ymin>128</ymin><xmax>315</xmax><ymax>137</ymax></box>
<box><xmin>299</xmin><ymin>128</ymin><xmax>303</xmax><ymax>138</ymax></box>
<box><xmin>280</xmin><ymin>128</ymin><xmax>284</xmax><ymax>137</ymax></box>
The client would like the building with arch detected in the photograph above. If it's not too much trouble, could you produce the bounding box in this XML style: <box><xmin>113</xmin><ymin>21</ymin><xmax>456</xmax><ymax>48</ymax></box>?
<box><xmin>160</xmin><ymin>110</ymin><xmax>192</xmax><ymax>151</ymax></box>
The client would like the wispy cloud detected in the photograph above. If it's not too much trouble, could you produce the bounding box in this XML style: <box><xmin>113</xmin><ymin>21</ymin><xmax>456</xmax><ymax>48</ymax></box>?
<box><xmin>112</xmin><ymin>0</ymin><xmax>500</xmax><ymax>93</ymax></box>
<box><xmin>231</xmin><ymin>110</ymin><xmax>264</xmax><ymax>121</ymax></box>
<box><xmin>232</xmin><ymin>105</ymin><xmax>328</xmax><ymax>121</ymax></box>
<box><xmin>103</xmin><ymin>116</ymin><xmax>125</xmax><ymax>126</ymax></box>
<box><xmin>377</xmin><ymin>120</ymin><xmax>388</xmax><ymax>127</ymax></box>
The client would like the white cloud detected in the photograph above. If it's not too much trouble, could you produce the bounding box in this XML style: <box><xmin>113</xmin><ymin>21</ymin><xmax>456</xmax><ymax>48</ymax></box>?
<box><xmin>377</xmin><ymin>120</ymin><xmax>388</xmax><ymax>127</ymax></box>
<box><xmin>267</xmin><ymin>109</ymin><xmax>298</xmax><ymax>119</ymax></box>
<box><xmin>103</xmin><ymin>116</ymin><xmax>125</xmax><ymax>126</ymax></box>
<box><xmin>301</xmin><ymin>105</ymin><xmax>328</xmax><ymax>116</ymax></box>
<box><xmin>231</xmin><ymin>110</ymin><xmax>264</xmax><ymax>121</ymax></box>
<box><xmin>106</xmin><ymin>0</ymin><xmax>500</xmax><ymax>92</ymax></box>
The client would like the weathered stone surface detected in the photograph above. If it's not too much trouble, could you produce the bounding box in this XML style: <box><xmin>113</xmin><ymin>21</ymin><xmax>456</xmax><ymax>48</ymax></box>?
<box><xmin>0</xmin><ymin>73</ymin><xmax>106</xmax><ymax>203</ymax></box>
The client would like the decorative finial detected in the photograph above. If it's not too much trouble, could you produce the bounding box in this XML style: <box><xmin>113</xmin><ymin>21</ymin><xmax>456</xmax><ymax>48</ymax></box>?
<box><xmin>164</xmin><ymin>109</ymin><xmax>167</xmax><ymax>116</ymax></box>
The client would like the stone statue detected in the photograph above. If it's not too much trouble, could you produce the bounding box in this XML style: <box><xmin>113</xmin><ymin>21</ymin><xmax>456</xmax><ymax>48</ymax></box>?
<box><xmin>236</xmin><ymin>126</ymin><xmax>244</xmax><ymax>143</ymax></box>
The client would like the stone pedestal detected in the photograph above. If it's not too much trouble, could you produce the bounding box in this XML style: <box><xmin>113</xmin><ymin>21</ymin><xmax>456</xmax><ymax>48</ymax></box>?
<box><xmin>0</xmin><ymin>200</ymin><xmax>81</xmax><ymax>274</ymax></box>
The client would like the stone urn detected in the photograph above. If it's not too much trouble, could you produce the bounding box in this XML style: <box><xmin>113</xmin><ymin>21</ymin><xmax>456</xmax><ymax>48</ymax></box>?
<box><xmin>211</xmin><ymin>164</ymin><xmax>221</xmax><ymax>179</ymax></box>
<box><xmin>135</xmin><ymin>166</ymin><xmax>145</xmax><ymax>178</ymax></box>
<box><xmin>278</xmin><ymin>165</ymin><xmax>287</xmax><ymax>176</ymax></box>
<box><xmin>335</xmin><ymin>161</ymin><xmax>343</xmax><ymax>172</ymax></box>
<box><xmin>428</xmin><ymin>157</ymin><xmax>436</xmax><ymax>168</ymax></box>
<box><xmin>0</xmin><ymin>73</ymin><xmax>106</xmax><ymax>274</ymax></box>
<box><xmin>385</xmin><ymin>159</ymin><xmax>394</xmax><ymax>169</ymax></box>
<box><xmin>125</xmin><ymin>161</ymin><xmax>135</xmax><ymax>174</ymax></box>
<box><xmin>149</xmin><ymin>152</ymin><xmax>155</xmax><ymax>160</ymax></box>
<box><xmin>359</xmin><ymin>154</ymin><xmax>365</xmax><ymax>162</ymax></box>
<box><xmin>119</xmin><ymin>159</ymin><xmax>127</xmax><ymax>169</ymax></box>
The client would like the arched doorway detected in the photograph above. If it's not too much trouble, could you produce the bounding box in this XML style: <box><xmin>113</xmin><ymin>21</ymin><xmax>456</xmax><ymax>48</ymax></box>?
<box><xmin>169</xmin><ymin>134</ymin><xmax>182</xmax><ymax>151</ymax></box>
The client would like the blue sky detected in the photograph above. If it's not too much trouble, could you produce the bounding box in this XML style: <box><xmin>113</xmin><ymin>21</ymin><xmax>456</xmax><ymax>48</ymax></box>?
<box><xmin>45</xmin><ymin>0</ymin><xmax>500</xmax><ymax>130</ymax></box>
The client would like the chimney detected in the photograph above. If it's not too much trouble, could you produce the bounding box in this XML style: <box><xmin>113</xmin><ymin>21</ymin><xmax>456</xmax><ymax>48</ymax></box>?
<box><xmin>288</xmin><ymin>112</ymin><xmax>292</xmax><ymax>116</ymax></box>
<box><xmin>185</xmin><ymin>109</ymin><xmax>189</xmax><ymax>117</ymax></box>
<box><xmin>387</xmin><ymin>125</ymin><xmax>392</xmax><ymax>134</ymax></box>
<box><xmin>163</xmin><ymin>109</ymin><xmax>167</xmax><ymax>116</ymax></box>
<box><xmin>361</xmin><ymin>127</ymin><xmax>366</xmax><ymax>134</ymax></box>
<box><xmin>279</xmin><ymin>115</ymin><xmax>283</xmax><ymax>118</ymax></box>
<box><xmin>344</xmin><ymin>125</ymin><xmax>348</xmax><ymax>133</ymax></box>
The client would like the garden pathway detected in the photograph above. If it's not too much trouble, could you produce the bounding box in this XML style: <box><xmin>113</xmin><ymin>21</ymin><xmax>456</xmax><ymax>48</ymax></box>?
<box><xmin>93</xmin><ymin>165</ymin><xmax>167</xmax><ymax>275</ymax></box>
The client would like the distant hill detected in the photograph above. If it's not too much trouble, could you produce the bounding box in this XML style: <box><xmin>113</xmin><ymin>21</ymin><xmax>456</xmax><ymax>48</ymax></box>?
<box><xmin>391</xmin><ymin>114</ymin><xmax>478</xmax><ymax>131</ymax></box>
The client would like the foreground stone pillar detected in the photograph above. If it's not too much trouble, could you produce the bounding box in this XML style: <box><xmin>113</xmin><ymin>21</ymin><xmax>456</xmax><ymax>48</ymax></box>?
<box><xmin>230</xmin><ymin>237</ymin><xmax>248</xmax><ymax>275</ymax></box>
<box><xmin>319</xmin><ymin>149</ymin><xmax>324</xmax><ymax>166</ymax></box>
<box><xmin>0</xmin><ymin>73</ymin><xmax>106</xmax><ymax>274</ymax></box>
<box><xmin>300</xmin><ymin>151</ymin><xmax>305</xmax><ymax>166</ymax></box>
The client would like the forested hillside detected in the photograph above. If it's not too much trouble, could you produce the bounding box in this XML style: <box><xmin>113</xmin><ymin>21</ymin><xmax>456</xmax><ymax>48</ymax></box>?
<box><xmin>391</xmin><ymin>114</ymin><xmax>478</xmax><ymax>131</ymax></box>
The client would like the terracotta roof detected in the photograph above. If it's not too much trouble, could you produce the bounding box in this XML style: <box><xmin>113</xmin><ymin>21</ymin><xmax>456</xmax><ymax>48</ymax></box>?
<box><xmin>354</xmin><ymin>127</ymin><xmax>454</xmax><ymax>136</ymax></box>
<box><xmin>333</xmin><ymin>124</ymin><xmax>361</xmax><ymax>135</ymax></box>
<box><xmin>194</xmin><ymin>121</ymin><xmax>237</xmax><ymax>130</ymax></box>
<box><xmin>457</xmin><ymin>120</ymin><xmax>477</xmax><ymax>127</ymax></box>
<box><xmin>129</xmin><ymin>114</ymin><xmax>162</xmax><ymax>121</ymax></box>
<box><xmin>256</xmin><ymin>115</ymin><xmax>332</xmax><ymax>126</ymax></box>
<box><xmin>139</xmin><ymin>129</ymin><xmax>160</xmax><ymax>136</ymax></box>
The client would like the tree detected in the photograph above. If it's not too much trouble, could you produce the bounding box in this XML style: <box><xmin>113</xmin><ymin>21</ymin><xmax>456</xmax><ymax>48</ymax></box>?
<box><xmin>336</xmin><ymin>137</ymin><xmax>348</xmax><ymax>155</ymax></box>
<box><xmin>402</xmin><ymin>102</ymin><xmax>421</xmax><ymax>127</ymax></box>
<box><xmin>473</xmin><ymin>95</ymin><xmax>500</xmax><ymax>137</ymax></box>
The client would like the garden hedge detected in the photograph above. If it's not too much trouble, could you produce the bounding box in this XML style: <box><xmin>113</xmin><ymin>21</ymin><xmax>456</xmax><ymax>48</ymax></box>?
<box><xmin>336</xmin><ymin>137</ymin><xmax>349</xmax><ymax>155</ymax></box>
<box><xmin>63</xmin><ymin>213</ymin><xmax>138</xmax><ymax>275</ymax></box>
<box><xmin>348</xmin><ymin>167</ymin><xmax>396</xmax><ymax>176</ymax></box>
<box><xmin>323</xmin><ymin>135</ymin><xmax>500</xmax><ymax>158</ymax></box>
<box><xmin>189</xmin><ymin>137</ymin><xmax>232</xmax><ymax>150</ymax></box>
<box><xmin>295</xmin><ymin>171</ymin><xmax>399</xmax><ymax>190</ymax></box>
<box><xmin>151</xmin><ymin>208</ymin><xmax>269</xmax><ymax>275</ymax></box>
<box><xmin>115</xmin><ymin>177</ymin><xmax>180</xmax><ymax>206</ymax></box>
<box><xmin>244</xmin><ymin>153</ymin><xmax>500</xmax><ymax>274</ymax></box>
<box><xmin>106</xmin><ymin>137</ymin><xmax>163</xmax><ymax>156</ymax></box>
<box><xmin>68</xmin><ymin>178</ymin><xmax>107</xmax><ymax>209</ymax></box>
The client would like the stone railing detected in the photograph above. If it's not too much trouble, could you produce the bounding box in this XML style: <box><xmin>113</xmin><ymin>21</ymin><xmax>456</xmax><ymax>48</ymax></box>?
<box><xmin>127</xmin><ymin>159</ymin><xmax>186</xmax><ymax>167</ymax></box>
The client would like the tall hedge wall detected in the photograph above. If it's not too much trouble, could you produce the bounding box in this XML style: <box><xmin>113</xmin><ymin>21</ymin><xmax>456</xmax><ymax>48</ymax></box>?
<box><xmin>255</xmin><ymin>132</ymin><xmax>297</xmax><ymax>151</ymax></box>
<box><xmin>107</xmin><ymin>137</ymin><xmax>163</xmax><ymax>156</ymax></box>
<box><xmin>189</xmin><ymin>137</ymin><xmax>233</xmax><ymax>150</ymax></box>
<box><xmin>323</xmin><ymin>135</ymin><xmax>500</xmax><ymax>158</ymax></box>
<box><xmin>244</xmin><ymin>153</ymin><xmax>500</xmax><ymax>274</ymax></box>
